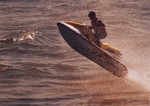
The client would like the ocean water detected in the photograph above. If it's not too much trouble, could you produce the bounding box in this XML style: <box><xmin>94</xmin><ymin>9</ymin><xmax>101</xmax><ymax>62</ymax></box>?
<box><xmin>0</xmin><ymin>0</ymin><xmax>149</xmax><ymax>106</ymax></box>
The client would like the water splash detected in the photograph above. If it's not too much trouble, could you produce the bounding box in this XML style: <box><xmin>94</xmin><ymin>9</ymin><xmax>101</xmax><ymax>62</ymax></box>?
<box><xmin>13</xmin><ymin>30</ymin><xmax>38</xmax><ymax>42</ymax></box>
<box><xmin>127</xmin><ymin>69</ymin><xmax>150</xmax><ymax>91</ymax></box>
<box><xmin>0</xmin><ymin>30</ymin><xmax>38</xmax><ymax>44</ymax></box>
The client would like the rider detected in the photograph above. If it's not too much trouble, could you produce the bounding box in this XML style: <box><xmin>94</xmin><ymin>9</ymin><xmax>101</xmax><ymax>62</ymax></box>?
<box><xmin>88</xmin><ymin>11</ymin><xmax>107</xmax><ymax>47</ymax></box>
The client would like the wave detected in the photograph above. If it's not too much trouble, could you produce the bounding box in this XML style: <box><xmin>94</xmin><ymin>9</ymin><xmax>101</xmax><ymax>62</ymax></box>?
<box><xmin>0</xmin><ymin>30</ymin><xmax>38</xmax><ymax>44</ymax></box>
<box><xmin>0</xmin><ymin>0</ymin><xmax>41</xmax><ymax>2</ymax></box>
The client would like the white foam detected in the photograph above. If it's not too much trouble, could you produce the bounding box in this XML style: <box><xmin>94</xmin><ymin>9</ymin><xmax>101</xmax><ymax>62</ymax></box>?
<box><xmin>13</xmin><ymin>31</ymin><xmax>38</xmax><ymax>42</ymax></box>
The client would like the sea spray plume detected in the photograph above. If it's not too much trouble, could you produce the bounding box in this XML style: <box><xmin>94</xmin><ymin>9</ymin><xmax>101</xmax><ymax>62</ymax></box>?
<box><xmin>127</xmin><ymin>69</ymin><xmax>150</xmax><ymax>91</ymax></box>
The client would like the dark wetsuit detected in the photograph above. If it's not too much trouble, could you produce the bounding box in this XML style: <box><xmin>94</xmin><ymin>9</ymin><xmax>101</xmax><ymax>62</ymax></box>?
<box><xmin>91</xmin><ymin>18</ymin><xmax>107</xmax><ymax>46</ymax></box>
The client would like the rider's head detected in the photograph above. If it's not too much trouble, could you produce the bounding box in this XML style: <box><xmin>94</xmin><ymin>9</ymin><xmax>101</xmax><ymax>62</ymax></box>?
<box><xmin>88</xmin><ymin>11</ymin><xmax>96</xmax><ymax>20</ymax></box>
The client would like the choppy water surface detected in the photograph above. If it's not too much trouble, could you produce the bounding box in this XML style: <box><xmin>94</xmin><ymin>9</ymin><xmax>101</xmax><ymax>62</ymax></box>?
<box><xmin>0</xmin><ymin>0</ymin><xmax>149</xmax><ymax>106</ymax></box>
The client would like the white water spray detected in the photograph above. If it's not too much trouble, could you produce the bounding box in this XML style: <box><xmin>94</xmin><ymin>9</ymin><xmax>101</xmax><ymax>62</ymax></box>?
<box><xmin>127</xmin><ymin>69</ymin><xmax>150</xmax><ymax>91</ymax></box>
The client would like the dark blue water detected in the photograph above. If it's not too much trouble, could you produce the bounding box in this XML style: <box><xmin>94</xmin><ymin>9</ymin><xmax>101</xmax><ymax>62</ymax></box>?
<box><xmin>0</xmin><ymin>0</ymin><xmax>149</xmax><ymax>106</ymax></box>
